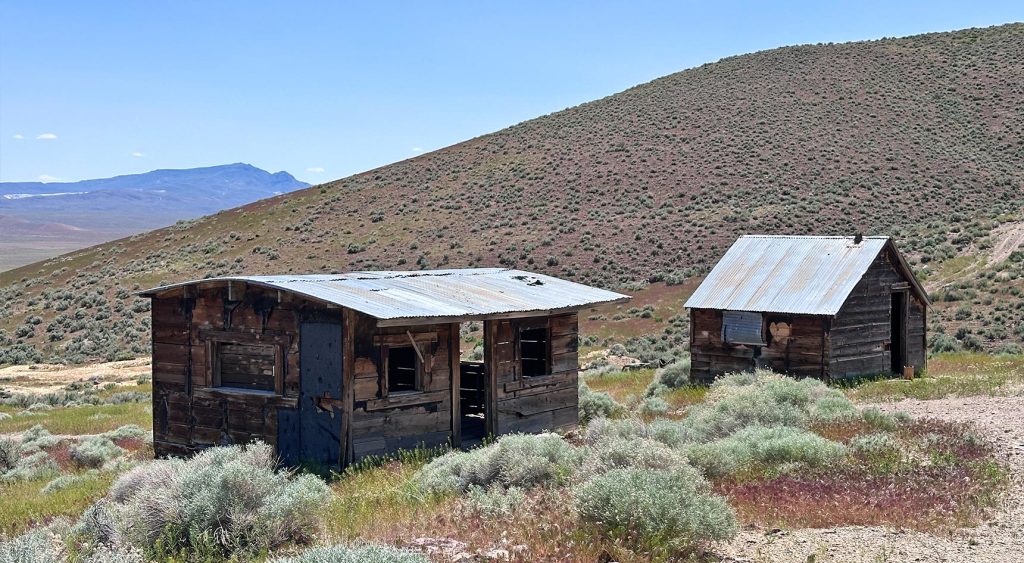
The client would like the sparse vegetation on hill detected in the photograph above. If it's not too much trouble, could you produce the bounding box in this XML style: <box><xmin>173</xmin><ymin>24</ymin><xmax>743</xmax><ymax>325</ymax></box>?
<box><xmin>3</xmin><ymin>24</ymin><xmax>1024</xmax><ymax>364</ymax></box>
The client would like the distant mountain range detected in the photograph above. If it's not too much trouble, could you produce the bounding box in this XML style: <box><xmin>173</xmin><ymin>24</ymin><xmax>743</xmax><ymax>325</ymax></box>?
<box><xmin>0</xmin><ymin>163</ymin><xmax>308</xmax><ymax>271</ymax></box>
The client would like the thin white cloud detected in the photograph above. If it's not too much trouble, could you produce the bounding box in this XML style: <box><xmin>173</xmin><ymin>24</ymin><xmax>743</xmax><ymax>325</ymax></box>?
<box><xmin>411</xmin><ymin>147</ymin><xmax>423</xmax><ymax>153</ymax></box>
<box><xmin>37</xmin><ymin>174</ymin><xmax>63</xmax><ymax>182</ymax></box>
<box><xmin>12</xmin><ymin>134</ymin><xmax>24</xmax><ymax>140</ymax></box>
<box><xmin>306</xmin><ymin>167</ymin><xmax>325</xmax><ymax>173</ymax></box>
<box><xmin>132</xmin><ymin>152</ymin><xmax>145</xmax><ymax>158</ymax></box>
<box><xmin>36</xmin><ymin>133</ymin><xmax>58</xmax><ymax>140</ymax></box>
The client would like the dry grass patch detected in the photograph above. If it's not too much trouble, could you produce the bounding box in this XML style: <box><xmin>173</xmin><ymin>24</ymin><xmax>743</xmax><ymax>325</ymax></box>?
<box><xmin>844</xmin><ymin>353</ymin><xmax>1024</xmax><ymax>402</ymax></box>
<box><xmin>0</xmin><ymin>402</ymin><xmax>151</xmax><ymax>435</ymax></box>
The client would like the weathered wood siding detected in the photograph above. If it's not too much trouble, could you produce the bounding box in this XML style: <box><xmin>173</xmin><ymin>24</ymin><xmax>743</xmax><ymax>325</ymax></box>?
<box><xmin>689</xmin><ymin>308</ymin><xmax>827</xmax><ymax>381</ymax></box>
<box><xmin>151</xmin><ymin>285</ymin><xmax>305</xmax><ymax>458</ymax></box>
<box><xmin>830</xmin><ymin>249</ymin><xmax>927</xmax><ymax>378</ymax></box>
<box><xmin>486</xmin><ymin>313</ymin><xmax>579</xmax><ymax>436</ymax></box>
<box><xmin>348</xmin><ymin>312</ymin><xmax>456</xmax><ymax>462</ymax></box>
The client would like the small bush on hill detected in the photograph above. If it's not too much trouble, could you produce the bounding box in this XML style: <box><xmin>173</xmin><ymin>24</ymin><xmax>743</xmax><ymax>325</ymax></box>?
<box><xmin>2</xmin><ymin>450</ymin><xmax>59</xmax><ymax>482</ymax></box>
<box><xmin>270</xmin><ymin>543</ymin><xmax>430</xmax><ymax>563</ymax></box>
<box><xmin>574</xmin><ymin>467</ymin><xmax>737</xmax><ymax>553</ymax></box>
<box><xmin>416</xmin><ymin>433</ymin><xmax>581</xmax><ymax>494</ymax></box>
<box><xmin>464</xmin><ymin>484</ymin><xmax>526</xmax><ymax>517</ymax></box>
<box><xmin>0</xmin><ymin>436</ymin><xmax>20</xmax><ymax>471</ymax></box>
<box><xmin>20</xmin><ymin>424</ymin><xmax>59</xmax><ymax>452</ymax></box>
<box><xmin>638</xmin><ymin>395</ymin><xmax>669</xmax><ymax>417</ymax></box>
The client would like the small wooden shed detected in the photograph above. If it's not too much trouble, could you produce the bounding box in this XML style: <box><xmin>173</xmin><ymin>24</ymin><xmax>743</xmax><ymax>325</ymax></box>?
<box><xmin>140</xmin><ymin>268</ymin><xmax>627</xmax><ymax>469</ymax></box>
<box><xmin>685</xmin><ymin>236</ymin><xmax>929</xmax><ymax>382</ymax></box>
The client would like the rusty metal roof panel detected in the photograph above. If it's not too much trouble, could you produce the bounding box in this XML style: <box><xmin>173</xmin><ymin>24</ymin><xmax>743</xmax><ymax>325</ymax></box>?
<box><xmin>140</xmin><ymin>268</ymin><xmax>629</xmax><ymax>323</ymax></box>
<box><xmin>684</xmin><ymin>236</ymin><xmax>892</xmax><ymax>316</ymax></box>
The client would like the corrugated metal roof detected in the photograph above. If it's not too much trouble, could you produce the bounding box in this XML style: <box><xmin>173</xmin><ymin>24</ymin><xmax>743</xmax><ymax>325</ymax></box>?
<box><xmin>140</xmin><ymin>268</ymin><xmax>629</xmax><ymax>324</ymax></box>
<box><xmin>684</xmin><ymin>235</ymin><xmax>925</xmax><ymax>315</ymax></box>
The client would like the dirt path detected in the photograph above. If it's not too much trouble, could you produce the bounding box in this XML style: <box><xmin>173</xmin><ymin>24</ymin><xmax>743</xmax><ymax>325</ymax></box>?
<box><xmin>0</xmin><ymin>358</ymin><xmax>150</xmax><ymax>394</ymax></box>
<box><xmin>717</xmin><ymin>396</ymin><xmax>1024</xmax><ymax>562</ymax></box>
<box><xmin>987</xmin><ymin>221</ymin><xmax>1024</xmax><ymax>267</ymax></box>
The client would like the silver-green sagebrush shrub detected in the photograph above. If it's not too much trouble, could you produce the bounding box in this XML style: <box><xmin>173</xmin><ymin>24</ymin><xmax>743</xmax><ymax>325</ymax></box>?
<box><xmin>20</xmin><ymin>424</ymin><xmax>59</xmax><ymax>452</ymax></box>
<box><xmin>638</xmin><ymin>395</ymin><xmax>669</xmax><ymax>417</ymax></box>
<box><xmin>70</xmin><ymin>436</ymin><xmax>125</xmax><ymax>469</ymax></box>
<box><xmin>849</xmin><ymin>432</ymin><xmax>904</xmax><ymax>457</ymax></box>
<box><xmin>574</xmin><ymin>467</ymin><xmax>737</xmax><ymax>552</ymax></box>
<box><xmin>684</xmin><ymin>426</ymin><xmax>846</xmax><ymax>478</ymax></box>
<box><xmin>579</xmin><ymin>380</ymin><xmax>622</xmax><ymax>423</ymax></box>
<box><xmin>0</xmin><ymin>520</ymin><xmax>69</xmax><ymax>563</ymax></box>
<box><xmin>76</xmin><ymin>441</ymin><xmax>330</xmax><ymax>559</ymax></box>
<box><xmin>416</xmin><ymin>433</ymin><xmax>581</xmax><ymax>494</ymax></box>
<box><xmin>577</xmin><ymin>437</ymin><xmax>688</xmax><ymax>479</ymax></box>
<box><xmin>0</xmin><ymin>436</ymin><xmax>20</xmax><ymax>472</ymax></box>
<box><xmin>270</xmin><ymin>543</ymin><xmax>430</xmax><ymax>563</ymax></box>
<box><xmin>808</xmin><ymin>394</ymin><xmax>860</xmax><ymax>423</ymax></box>
<box><xmin>464</xmin><ymin>484</ymin><xmax>526</xmax><ymax>517</ymax></box>
<box><xmin>2</xmin><ymin>450</ymin><xmax>59</xmax><ymax>482</ymax></box>
<box><xmin>582</xmin><ymin>417</ymin><xmax>688</xmax><ymax>448</ymax></box>
<box><xmin>644</xmin><ymin>357</ymin><xmax>691</xmax><ymax>397</ymax></box>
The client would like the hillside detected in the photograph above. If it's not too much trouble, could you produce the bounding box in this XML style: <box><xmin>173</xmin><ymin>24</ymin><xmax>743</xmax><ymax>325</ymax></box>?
<box><xmin>2</xmin><ymin>23</ymin><xmax>1024</xmax><ymax>364</ymax></box>
<box><xmin>0</xmin><ymin>164</ymin><xmax>308</xmax><ymax>271</ymax></box>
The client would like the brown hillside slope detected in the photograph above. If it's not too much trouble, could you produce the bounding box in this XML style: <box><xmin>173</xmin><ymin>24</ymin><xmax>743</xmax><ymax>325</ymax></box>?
<box><xmin>2</xmin><ymin>23</ymin><xmax>1024</xmax><ymax>364</ymax></box>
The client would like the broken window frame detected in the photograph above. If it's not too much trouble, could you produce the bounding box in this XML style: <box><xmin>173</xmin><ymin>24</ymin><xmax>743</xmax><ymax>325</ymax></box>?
<box><xmin>518</xmin><ymin>320</ymin><xmax>551</xmax><ymax>378</ymax></box>
<box><xmin>202</xmin><ymin>330</ymin><xmax>287</xmax><ymax>394</ymax></box>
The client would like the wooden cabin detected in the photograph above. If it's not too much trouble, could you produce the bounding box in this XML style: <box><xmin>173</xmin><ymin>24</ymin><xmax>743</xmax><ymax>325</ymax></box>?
<box><xmin>685</xmin><ymin>236</ymin><xmax>929</xmax><ymax>382</ymax></box>
<box><xmin>140</xmin><ymin>268</ymin><xmax>627</xmax><ymax>469</ymax></box>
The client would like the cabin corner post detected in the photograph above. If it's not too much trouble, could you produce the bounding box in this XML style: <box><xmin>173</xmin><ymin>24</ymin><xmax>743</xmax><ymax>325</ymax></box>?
<box><xmin>449</xmin><ymin>322</ymin><xmax>461</xmax><ymax>448</ymax></box>
<box><xmin>342</xmin><ymin>308</ymin><xmax>356</xmax><ymax>468</ymax></box>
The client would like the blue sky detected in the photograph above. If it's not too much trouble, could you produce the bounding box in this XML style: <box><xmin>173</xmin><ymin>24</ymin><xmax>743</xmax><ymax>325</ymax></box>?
<box><xmin>1</xmin><ymin>1</ymin><xmax>1021</xmax><ymax>184</ymax></box>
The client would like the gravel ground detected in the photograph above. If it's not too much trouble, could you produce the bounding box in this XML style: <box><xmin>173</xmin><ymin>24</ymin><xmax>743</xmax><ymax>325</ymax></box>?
<box><xmin>717</xmin><ymin>396</ymin><xmax>1024</xmax><ymax>562</ymax></box>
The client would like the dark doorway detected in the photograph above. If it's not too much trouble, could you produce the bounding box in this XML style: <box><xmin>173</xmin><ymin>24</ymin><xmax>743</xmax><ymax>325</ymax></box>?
<box><xmin>296</xmin><ymin>321</ymin><xmax>343</xmax><ymax>469</ymax></box>
<box><xmin>890</xmin><ymin>292</ymin><xmax>907</xmax><ymax>374</ymax></box>
<box><xmin>458</xmin><ymin>322</ymin><xmax>489</xmax><ymax>447</ymax></box>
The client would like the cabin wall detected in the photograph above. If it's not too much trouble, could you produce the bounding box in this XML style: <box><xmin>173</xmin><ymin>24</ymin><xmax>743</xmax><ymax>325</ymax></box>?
<box><xmin>150</xmin><ymin>285</ymin><xmax>307</xmax><ymax>458</ymax></box>
<box><xmin>830</xmin><ymin>250</ymin><xmax>927</xmax><ymax>378</ymax></box>
<box><xmin>689</xmin><ymin>308</ymin><xmax>827</xmax><ymax>382</ymax></box>
<box><xmin>348</xmin><ymin>312</ymin><xmax>456</xmax><ymax>462</ymax></box>
<box><xmin>487</xmin><ymin>313</ymin><xmax>579</xmax><ymax>436</ymax></box>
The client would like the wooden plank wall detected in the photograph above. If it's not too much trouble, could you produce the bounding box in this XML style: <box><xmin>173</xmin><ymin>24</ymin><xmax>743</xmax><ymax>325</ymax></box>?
<box><xmin>690</xmin><ymin>308</ymin><xmax>756</xmax><ymax>382</ymax></box>
<box><xmin>151</xmin><ymin>285</ymin><xmax>303</xmax><ymax>458</ymax></box>
<box><xmin>689</xmin><ymin>308</ymin><xmax>826</xmax><ymax>381</ymax></box>
<box><xmin>487</xmin><ymin>313</ymin><xmax>579</xmax><ymax>436</ymax></box>
<box><xmin>348</xmin><ymin>313</ymin><xmax>455</xmax><ymax>461</ymax></box>
<box><xmin>907</xmin><ymin>298</ymin><xmax>927</xmax><ymax>373</ymax></box>
<box><xmin>830</xmin><ymin>249</ymin><xmax>927</xmax><ymax>378</ymax></box>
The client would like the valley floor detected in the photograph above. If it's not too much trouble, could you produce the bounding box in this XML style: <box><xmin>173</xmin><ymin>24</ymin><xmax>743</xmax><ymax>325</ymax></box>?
<box><xmin>719</xmin><ymin>396</ymin><xmax>1024</xmax><ymax>563</ymax></box>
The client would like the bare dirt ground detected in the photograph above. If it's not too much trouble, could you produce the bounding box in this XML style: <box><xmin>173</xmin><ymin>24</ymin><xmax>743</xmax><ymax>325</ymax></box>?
<box><xmin>718</xmin><ymin>396</ymin><xmax>1024</xmax><ymax>562</ymax></box>
<box><xmin>0</xmin><ymin>358</ymin><xmax>151</xmax><ymax>394</ymax></box>
<box><xmin>987</xmin><ymin>221</ymin><xmax>1024</xmax><ymax>267</ymax></box>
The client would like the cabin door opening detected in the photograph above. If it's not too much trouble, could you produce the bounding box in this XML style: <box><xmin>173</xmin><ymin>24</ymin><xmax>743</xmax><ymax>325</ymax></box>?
<box><xmin>890</xmin><ymin>291</ymin><xmax>907</xmax><ymax>375</ymax></box>
<box><xmin>458</xmin><ymin>321</ymin><xmax>488</xmax><ymax>446</ymax></box>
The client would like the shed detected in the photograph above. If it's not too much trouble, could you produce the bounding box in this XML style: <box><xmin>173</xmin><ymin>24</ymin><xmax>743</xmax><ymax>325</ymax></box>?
<box><xmin>685</xmin><ymin>235</ymin><xmax>929</xmax><ymax>381</ymax></box>
<box><xmin>139</xmin><ymin>268</ymin><xmax>628</xmax><ymax>469</ymax></box>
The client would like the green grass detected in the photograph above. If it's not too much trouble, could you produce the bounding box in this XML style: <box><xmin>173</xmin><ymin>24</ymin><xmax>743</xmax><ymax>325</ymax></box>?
<box><xmin>0</xmin><ymin>472</ymin><xmax>115</xmax><ymax>538</ymax></box>
<box><xmin>844</xmin><ymin>353</ymin><xmax>1024</xmax><ymax>402</ymax></box>
<box><xmin>582</xmin><ymin>369</ymin><xmax>656</xmax><ymax>403</ymax></box>
<box><xmin>0</xmin><ymin>402</ymin><xmax>152</xmax><ymax>435</ymax></box>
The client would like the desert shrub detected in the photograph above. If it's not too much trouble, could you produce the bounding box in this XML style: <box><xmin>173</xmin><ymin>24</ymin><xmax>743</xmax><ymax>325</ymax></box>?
<box><xmin>71</xmin><ymin>436</ymin><xmax>125</xmax><ymax>468</ymax></box>
<box><xmin>43</xmin><ymin>473</ymin><xmax>93</xmax><ymax>494</ymax></box>
<box><xmin>684</xmin><ymin>426</ymin><xmax>846</xmax><ymax>478</ymax></box>
<box><xmin>101</xmin><ymin>424</ymin><xmax>149</xmax><ymax>442</ymax></box>
<box><xmin>20</xmin><ymin>425</ymin><xmax>60</xmax><ymax>452</ymax></box>
<box><xmin>2</xmin><ymin>451</ymin><xmax>59</xmax><ymax>482</ymax></box>
<box><xmin>861</xmin><ymin>407</ymin><xmax>900</xmax><ymax>431</ymax></box>
<box><xmin>809</xmin><ymin>394</ymin><xmax>860</xmax><ymax>423</ymax></box>
<box><xmin>577</xmin><ymin>437</ymin><xmax>688</xmax><ymax>479</ymax></box>
<box><xmin>644</xmin><ymin>357</ymin><xmax>691</xmax><ymax>397</ymax></box>
<box><xmin>0</xmin><ymin>412</ymin><xmax>11</xmax><ymax>421</ymax></box>
<box><xmin>579</xmin><ymin>381</ymin><xmax>622</xmax><ymax>423</ymax></box>
<box><xmin>416</xmin><ymin>433</ymin><xmax>581</xmax><ymax>494</ymax></box>
<box><xmin>0</xmin><ymin>436</ymin><xmax>20</xmax><ymax>471</ymax></box>
<box><xmin>582</xmin><ymin>417</ymin><xmax>688</xmax><ymax>448</ymax></box>
<box><xmin>0</xmin><ymin>521</ymin><xmax>67</xmax><ymax>563</ymax></box>
<box><xmin>574</xmin><ymin>467</ymin><xmax>737</xmax><ymax>553</ymax></box>
<box><xmin>464</xmin><ymin>484</ymin><xmax>526</xmax><ymax>517</ymax></box>
<box><xmin>270</xmin><ymin>543</ymin><xmax>430</xmax><ymax>563</ymax></box>
<box><xmin>683</xmin><ymin>370</ymin><xmax>850</xmax><ymax>442</ymax></box>
<box><xmin>638</xmin><ymin>395</ymin><xmax>669</xmax><ymax>417</ymax></box>
<box><xmin>929</xmin><ymin>333</ymin><xmax>961</xmax><ymax>354</ymax></box>
<box><xmin>76</xmin><ymin>441</ymin><xmax>330</xmax><ymax>559</ymax></box>
<box><xmin>849</xmin><ymin>432</ymin><xmax>904</xmax><ymax>459</ymax></box>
